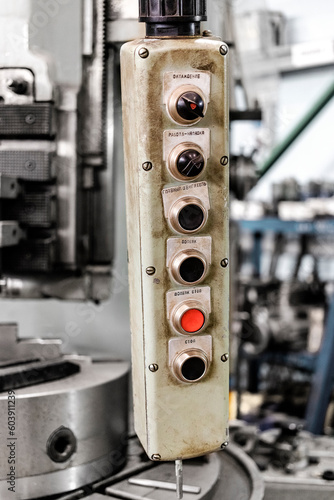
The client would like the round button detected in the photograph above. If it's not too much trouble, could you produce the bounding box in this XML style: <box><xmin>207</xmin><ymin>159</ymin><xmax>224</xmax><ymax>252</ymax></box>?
<box><xmin>168</xmin><ymin>143</ymin><xmax>206</xmax><ymax>181</ymax></box>
<box><xmin>168</xmin><ymin>197</ymin><xmax>207</xmax><ymax>234</ymax></box>
<box><xmin>176</xmin><ymin>91</ymin><xmax>205</xmax><ymax>121</ymax></box>
<box><xmin>181</xmin><ymin>309</ymin><xmax>205</xmax><ymax>333</ymax></box>
<box><xmin>180</xmin><ymin>256</ymin><xmax>205</xmax><ymax>283</ymax></box>
<box><xmin>170</xmin><ymin>300</ymin><xmax>208</xmax><ymax>335</ymax></box>
<box><xmin>178</xmin><ymin>204</ymin><xmax>204</xmax><ymax>232</ymax></box>
<box><xmin>181</xmin><ymin>356</ymin><xmax>206</xmax><ymax>381</ymax></box>
<box><xmin>177</xmin><ymin>149</ymin><xmax>205</xmax><ymax>178</ymax></box>
<box><xmin>168</xmin><ymin>85</ymin><xmax>206</xmax><ymax>126</ymax></box>
<box><xmin>172</xmin><ymin>348</ymin><xmax>209</xmax><ymax>383</ymax></box>
<box><xmin>170</xmin><ymin>250</ymin><xmax>208</xmax><ymax>286</ymax></box>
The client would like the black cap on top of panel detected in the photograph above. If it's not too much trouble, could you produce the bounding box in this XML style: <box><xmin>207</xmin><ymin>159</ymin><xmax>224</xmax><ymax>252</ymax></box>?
<box><xmin>139</xmin><ymin>0</ymin><xmax>207</xmax><ymax>37</ymax></box>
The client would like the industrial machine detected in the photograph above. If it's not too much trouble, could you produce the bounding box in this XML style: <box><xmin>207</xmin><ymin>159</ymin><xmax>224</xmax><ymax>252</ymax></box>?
<box><xmin>0</xmin><ymin>1</ymin><xmax>129</xmax><ymax>498</ymax></box>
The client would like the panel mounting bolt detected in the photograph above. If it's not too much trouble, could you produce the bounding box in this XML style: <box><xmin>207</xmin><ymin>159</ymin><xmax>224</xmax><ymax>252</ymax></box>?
<box><xmin>221</xmin><ymin>353</ymin><xmax>229</xmax><ymax>362</ymax></box>
<box><xmin>142</xmin><ymin>161</ymin><xmax>152</xmax><ymax>171</ymax></box>
<box><xmin>149</xmin><ymin>363</ymin><xmax>159</xmax><ymax>372</ymax></box>
<box><xmin>25</xmin><ymin>114</ymin><xmax>36</xmax><ymax>125</ymax></box>
<box><xmin>138</xmin><ymin>47</ymin><xmax>149</xmax><ymax>59</ymax></box>
<box><xmin>220</xmin><ymin>156</ymin><xmax>228</xmax><ymax>166</ymax></box>
<box><xmin>220</xmin><ymin>258</ymin><xmax>229</xmax><ymax>268</ymax></box>
<box><xmin>221</xmin><ymin>441</ymin><xmax>229</xmax><ymax>449</ymax></box>
<box><xmin>146</xmin><ymin>266</ymin><xmax>156</xmax><ymax>276</ymax></box>
<box><xmin>219</xmin><ymin>44</ymin><xmax>229</xmax><ymax>56</ymax></box>
<box><xmin>151</xmin><ymin>454</ymin><xmax>161</xmax><ymax>461</ymax></box>
<box><xmin>24</xmin><ymin>160</ymin><xmax>36</xmax><ymax>171</ymax></box>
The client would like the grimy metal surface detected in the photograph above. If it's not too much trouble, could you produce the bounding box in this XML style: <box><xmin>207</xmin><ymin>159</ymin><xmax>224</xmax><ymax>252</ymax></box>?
<box><xmin>0</xmin><ymin>359</ymin><xmax>129</xmax><ymax>499</ymax></box>
<box><xmin>121</xmin><ymin>36</ymin><xmax>229</xmax><ymax>461</ymax></box>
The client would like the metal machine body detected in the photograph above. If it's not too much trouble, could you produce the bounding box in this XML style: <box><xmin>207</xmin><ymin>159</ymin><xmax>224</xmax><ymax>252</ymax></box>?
<box><xmin>0</xmin><ymin>0</ymin><xmax>112</xmax><ymax>302</ymax></box>
<box><xmin>0</xmin><ymin>3</ymin><xmax>131</xmax><ymax>498</ymax></box>
<box><xmin>0</xmin><ymin>326</ymin><xmax>128</xmax><ymax>499</ymax></box>
<box><xmin>121</xmin><ymin>2</ymin><xmax>229</xmax><ymax>462</ymax></box>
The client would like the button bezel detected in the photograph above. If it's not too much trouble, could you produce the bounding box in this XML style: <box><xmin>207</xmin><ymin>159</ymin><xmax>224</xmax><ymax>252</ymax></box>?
<box><xmin>168</xmin><ymin>142</ymin><xmax>206</xmax><ymax>181</ymax></box>
<box><xmin>171</xmin><ymin>299</ymin><xmax>208</xmax><ymax>335</ymax></box>
<box><xmin>167</xmin><ymin>85</ymin><xmax>207</xmax><ymax>126</ymax></box>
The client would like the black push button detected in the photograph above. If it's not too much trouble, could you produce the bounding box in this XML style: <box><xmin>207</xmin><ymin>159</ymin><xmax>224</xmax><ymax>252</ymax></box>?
<box><xmin>178</xmin><ymin>204</ymin><xmax>204</xmax><ymax>231</ymax></box>
<box><xmin>177</xmin><ymin>149</ymin><xmax>205</xmax><ymax>178</ymax></box>
<box><xmin>176</xmin><ymin>91</ymin><xmax>205</xmax><ymax>121</ymax></box>
<box><xmin>179</xmin><ymin>256</ymin><xmax>205</xmax><ymax>283</ymax></box>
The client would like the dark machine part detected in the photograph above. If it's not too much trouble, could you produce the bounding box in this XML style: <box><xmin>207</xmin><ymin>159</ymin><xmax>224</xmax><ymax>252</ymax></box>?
<box><xmin>0</xmin><ymin>0</ymin><xmax>113</xmax><ymax>301</ymax></box>
<box><xmin>139</xmin><ymin>0</ymin><xmax>207</xmax><ymax>36</ymax></box>
<box><xmin>231</xmin><ymin>422</ymin><xmax>334</xmax><ymax>500</ymax></box>
<box><xmin>235</xmin><ymin>274</ymin><xmax>329</xmax><ymax>422</ymax></box>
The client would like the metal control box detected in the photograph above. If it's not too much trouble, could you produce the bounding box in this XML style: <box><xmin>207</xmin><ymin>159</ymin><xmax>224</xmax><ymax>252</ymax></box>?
<box><xmin>121</xmin><ymin>36</ymin><xmax>229</xmax><ymax>461</ymax></box>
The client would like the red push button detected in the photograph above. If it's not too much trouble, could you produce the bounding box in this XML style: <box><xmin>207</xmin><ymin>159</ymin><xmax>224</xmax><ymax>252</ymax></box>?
<box><xmin>181</xmin><ymin>309</ymin><xmax>205</xmax><ymax>333</ymax></box>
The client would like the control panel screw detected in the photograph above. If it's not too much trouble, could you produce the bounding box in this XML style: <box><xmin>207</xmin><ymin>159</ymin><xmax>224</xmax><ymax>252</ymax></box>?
<box><xmin>138</xmin><ymin>47</ymin><xmax>149</xmax><ymax>59</ymax></box>
<box><xmin>221</xmin><ymin>353</ymin><xmax>229</xmax><ymax>362</ymax></box>
<box><xmin>220</xmin><ymin>156</ymin><xmax>229</xmax><ymax>166</ymax></box>
<box><xmin>146</xmin><ymin>266</ymin><xmax>156</xmax><ymax>276</ymax></box>
<box><xmin>149</xmin><ymin>363</ymin><xmax>159</xmax><ymax>372</ymax></box>
<box><xmin>220</xmin><ymin>258</ymin><xmax>229</xmax><ymax>268</ymax></box>
<box><xmin>221</xmin><ymin>441</ymin><xmax>229</xmax><ymax>449</ymax></box>
<box><xmin>202</xmin><ymin>30</ymin><xmax>212</xmax><ymax>37</ymax></box>
<box><xmin>151</xmin><ymin>454</ymin><xmax>161</xmax><ymax>461</ymax></box>
<box><xmin>25</xmin><ymin>114</ymin><xmax>36</xmax><ymax>125</ymax></box>
<box><xmin>219</xmin><ymin>44</ymin><xmax>229</xmax><ymax>56</ymax></box>
<box><xmin>142</xmin><ymin>161</ymin><xmax>153</xmax><ymax>171</ymax></box>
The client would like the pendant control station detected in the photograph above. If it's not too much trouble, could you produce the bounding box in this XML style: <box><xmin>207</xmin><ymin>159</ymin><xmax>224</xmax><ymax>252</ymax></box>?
<box><xmin>121</xmin><ymin>6</ymin><xmax>229</xmax><ymax>462</ymax></box>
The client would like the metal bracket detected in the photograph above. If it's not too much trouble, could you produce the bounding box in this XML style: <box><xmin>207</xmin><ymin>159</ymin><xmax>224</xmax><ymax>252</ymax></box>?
<box><xmin>0</xmin><ymin>175</ymin><xmax>19</xmax><ymax>199</ymax></box>
<box><xmin>0</xmin><ymin>221</ymin><xmax>24</xmax><ymax>247</ymax></box>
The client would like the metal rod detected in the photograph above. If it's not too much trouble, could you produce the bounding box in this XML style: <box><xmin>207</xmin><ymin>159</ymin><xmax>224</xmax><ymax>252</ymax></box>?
<box><xmin>106</xmin><ymin>487</ymin><xmax>158</xmax><ymax>500</ymax></box>
<box><xmin>128</xmin><ymin>478</ymin><xmax>201</xmax><ymax>494</ymax></box>
<box><xmin>175</xmin><ymin>459</ymin><xmax>183</xmax><ymax>499</ymax></box>
<box><xmin>258</xmin><ymin>80</ymin><xmax>334</xmax><ymax>177</ymax></box>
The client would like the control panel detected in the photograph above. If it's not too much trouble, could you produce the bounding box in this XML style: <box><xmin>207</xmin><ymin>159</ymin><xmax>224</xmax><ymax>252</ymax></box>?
<box><xmin>121</xmin><ymin>36</ymin><xmax>229</xmax><ymax>461</ymax></box>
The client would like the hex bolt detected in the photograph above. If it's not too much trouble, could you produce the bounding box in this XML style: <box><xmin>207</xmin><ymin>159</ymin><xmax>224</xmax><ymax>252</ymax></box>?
<box><xmin>221</xmin><ymin>353</ymin><xmax>229</xmax><ymax>362</ymax></box>
<box><xmin>220</xmin><ymin>258</ymin><xmax>229</xmax><ymax>268</ymax></box>
<box><xmin>221</xmin><ymin>441</ymin><xmax>229</xmax><ymax>449</ymax></box>
<box><xmin>151</xmin><ymin>454</ymin><xmax>161</xmax><ymax>461</ymax></box>
<box><xmin>47</xmin><ymin>426</ymin><xmax>77</xmax><ymax>463</ymax></box>
<box><xmin>149</xmin><ymin>363</ymin><xmax>159</xmax><ymax>372</ymax></box>
<box><xmin>219</xmin><ymin>44</ymin><xmax>229</xmax><ymax>56</ymax></box>
<box><xmin>138</xmin><ymin>47</ymin><xmax>149</xmax><ymax>59</ymax></box>
<box><xmin>25</xmin><ymin>114</ymin><xmax>36</xmax><ymax>125</ymax></box>
<box><xmin>146</xmin><ymin>266</ymin><xmax>156</xmax><ymax>276</ymax></box>
<box><xmin>220</xmin><ymin>156</ymin><xmax>229</xmax><ymax>166</ymax></box>
<box><xmin>142</xmin><ymin>161</ymin><xmax>153</xmax><ymax>171</ymax></box>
